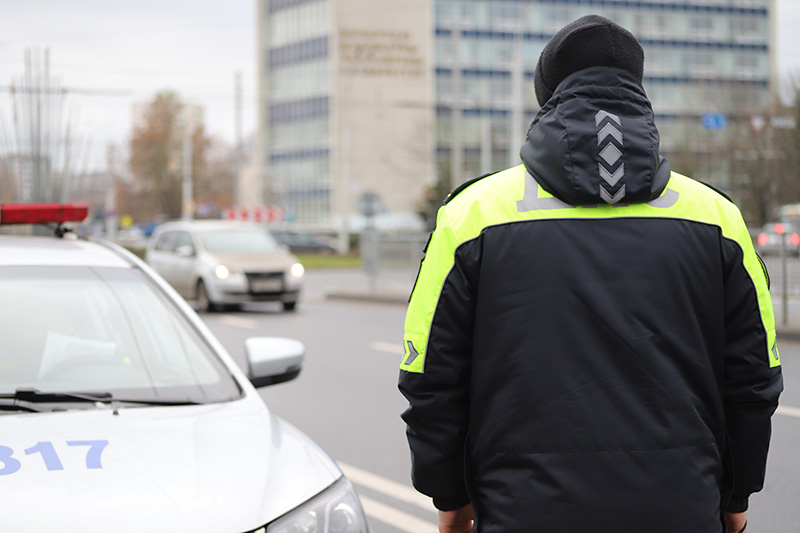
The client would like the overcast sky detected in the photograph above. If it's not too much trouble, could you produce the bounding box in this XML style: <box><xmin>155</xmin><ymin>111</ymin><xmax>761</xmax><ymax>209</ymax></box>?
<box><xmin>0</xmin><ymin>0</ymin><xmax>255</xmax><ymax>173</ymax></box>
<box><xmin>0</xmin><ymin>0</ymin><xmax>799</xmax><ymax>173</ymax></box>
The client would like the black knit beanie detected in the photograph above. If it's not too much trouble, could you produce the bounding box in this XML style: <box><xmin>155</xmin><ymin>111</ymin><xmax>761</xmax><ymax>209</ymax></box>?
<box><xmin>534</xmin><ymin>14</ymin><xmax>644</xmax><ymax>106</ymax></box>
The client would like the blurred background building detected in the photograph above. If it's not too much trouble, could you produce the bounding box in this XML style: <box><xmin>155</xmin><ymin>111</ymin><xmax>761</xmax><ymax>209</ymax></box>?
<box><xmin>255</xmin><ymin>0</ymin><xmax>774</xmax><ymax>231</ymax></box>
<box><xmin>256</xmin><ymin>0</ymin><xmax>433</xmax><ymax>239</ymax></box>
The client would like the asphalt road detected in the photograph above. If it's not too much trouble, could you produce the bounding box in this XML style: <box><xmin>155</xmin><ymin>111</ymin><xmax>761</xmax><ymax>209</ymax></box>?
<box><xmin>199</xmin><ymin>269</ymin><xmax>799</xmax><ymax>533</ymax></box>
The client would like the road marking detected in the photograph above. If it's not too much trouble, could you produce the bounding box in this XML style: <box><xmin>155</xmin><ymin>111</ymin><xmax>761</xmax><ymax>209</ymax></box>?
<box><xmin>777</xmin><ymin>405</ymin><xmax>800</xmax><ymax>418</ymax></box>
<box><xmin>358</xmin><ymin>496</ymin><xmax>438</xmax><ymax>533</ymax></box>
<box><xmin>370</xmin><ymin>341</ymin><xmax>401</xmax><ymax>355</ymax></box>
<box><xmin>218</xmin><ymin>315</ymin><xmax>259</xmax><ymax>329</ymax></box>
<box><xmin>338</xmin><ymin>462</ymin><xmax>433</xmax><ymax>511</ymax></box>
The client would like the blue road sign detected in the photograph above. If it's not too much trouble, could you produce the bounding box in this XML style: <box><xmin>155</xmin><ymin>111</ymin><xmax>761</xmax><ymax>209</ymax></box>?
<box><xmin>702</xmin><ymin>112</ymin><xmax>727</xmax><ymax>130</ymax></box>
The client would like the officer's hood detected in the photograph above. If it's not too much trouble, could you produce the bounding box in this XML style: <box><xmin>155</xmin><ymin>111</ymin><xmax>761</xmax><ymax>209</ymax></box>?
<box><xmin>520</xmin><ymin>66</ymin><xmax>670</xmax><ymax>206</ymax></box>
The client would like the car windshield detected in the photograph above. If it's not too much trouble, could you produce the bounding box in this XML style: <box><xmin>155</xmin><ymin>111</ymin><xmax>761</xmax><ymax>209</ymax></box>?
<box><xmin>0</xmin><ymin>266</ymin><xmax>242</xmax><ymax>404</ymax></box>
<box><xmin>199</xmin><ymin>229</ymin><xmax>282</xmax><ymax>253</ymax></box>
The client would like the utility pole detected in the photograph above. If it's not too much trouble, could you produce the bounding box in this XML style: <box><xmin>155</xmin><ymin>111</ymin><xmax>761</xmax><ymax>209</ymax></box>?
<box><xmin>105</xmin><ymin>145</ymin><xmax>117</xmax><ymax>241</ymax></box>
<box><xmin>182</xmin><ymin>130</ymin><xmax>193</xmax><ymax>220</ymax></box>
<box><xmin>450</xmin><ymin>21</ymin><xmax>463</xmax><ymax>191</ymax></box>
<box><xmin>235</xmin><ymin>71</ymin><xmax>243</xmax><ymax>205</ymax></box>
<box><xmin>509</xmin><ymin>24</ymin><xmax>524</xmax><ymax>168</ymax></box>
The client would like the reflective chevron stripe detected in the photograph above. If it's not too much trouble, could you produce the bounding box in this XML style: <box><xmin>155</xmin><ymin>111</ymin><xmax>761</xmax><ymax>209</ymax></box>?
<box><xmin>596</xmin><ymin>110</ymin><xmax>625</xmax><ymax>204</ymax></box>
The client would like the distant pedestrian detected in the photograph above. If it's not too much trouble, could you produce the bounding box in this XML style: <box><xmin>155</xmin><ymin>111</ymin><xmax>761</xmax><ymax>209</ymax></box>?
<box><xmin>399</xmin><ymin>14</ymin><xmax>782</xmax><ymax>533</ymax></box>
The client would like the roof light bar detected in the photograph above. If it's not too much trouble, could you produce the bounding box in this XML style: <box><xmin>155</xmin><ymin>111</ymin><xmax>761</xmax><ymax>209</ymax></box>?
<box><xmin>0</xmin><ymin>203</ymin><xmax>89</xmax><ymax>225</ymax></box>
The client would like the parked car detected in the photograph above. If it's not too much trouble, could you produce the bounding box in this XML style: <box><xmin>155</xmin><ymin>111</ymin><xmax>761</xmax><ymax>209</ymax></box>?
<box><xmin>269</xmin><ymin>228</ymin><xmax>337</xmax><ymax>254</ymax></box>
<box><xmin>0</xmin><ymin>203</ymin><xmax>368</xmax><ymax>532</ymax></box>
<box><xmin>146</xmin><ymin>220</ymin><xmax>304</xmax><ymax>312</ymax></box>
<box><xmin>756</xmin><ymin>221</ymin><xmax>800</xmax><ymax>256</ymax></box>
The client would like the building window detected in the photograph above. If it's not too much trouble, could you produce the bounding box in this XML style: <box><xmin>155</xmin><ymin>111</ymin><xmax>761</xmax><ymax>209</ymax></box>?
<box><xmin>730</xmin><ymin>17</ymin><xmax>761</xmax><ymax>44</ymax></box>
<box><xmin>689</xmin><ymin>16</ymin><xmax>715</xmax><ymax>41</ymax></box>
<box><xmin>734</xmin><ymin>52</ymin><xmax>762</xmax><ymax>79</ymax></box>
<box><xmin>685</xmin><ymin>52</ymin><xmax>716</xmax><ymax>77</ymax></box>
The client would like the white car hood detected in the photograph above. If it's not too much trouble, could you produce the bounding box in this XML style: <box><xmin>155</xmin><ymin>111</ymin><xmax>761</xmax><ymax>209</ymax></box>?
<box><xmin>2</xmin><ymin>395</ymin><xmax>341</xmax><ymax>532</ymax></box>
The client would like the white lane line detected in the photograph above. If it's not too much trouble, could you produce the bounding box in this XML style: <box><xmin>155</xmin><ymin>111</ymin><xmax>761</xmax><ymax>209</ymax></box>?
<box><xmin>338</xmin><ymin>462</ymin><xmax>433</xmax><ymax>512</ymax></box>
<box><xmin>370</xmin><ymin>341</ymin><xmax>402</xmax><ymax>355</ymax></box>
<box><xmin>777</xmin><ymin>405</ymin><xmax>800</xmax><ymax>418</ymax></box>
<box><xmin>218</xmin><ymin>315</ymin><xmax>259</xmax><ymax>329</ymax></box>
<box><xmin>358</xmin><ymin>496</ymin><xmax>438</xmax><ymax>533</ymax></box>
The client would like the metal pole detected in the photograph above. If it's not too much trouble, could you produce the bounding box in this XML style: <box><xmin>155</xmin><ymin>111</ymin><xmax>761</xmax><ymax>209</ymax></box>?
<box><xmin>338</xmin><ymin>126</ymin><xmax>350</xmax><ymax>254</ymax></box>
<box><xmin>182</xmin><ymin>130</ymin><xmax>193</xmax><ymax>220</ymax></box>
<box><xmin>781</xmin><ymin>231</ymin><xmax>788</xmax><ymax>326</ymax></box>
<box><xmin>235</xmin><ymin>71</ymin><xmax>243</xmax><ymax>205</ymax></box>
<box><xmin>509</xmin><ymin>24</ymin><xmax>524</xmax><ymax>167</ymax></box>
<box><xmin>451</xmin><ymin>21</ymin><xmax>462</xmax><ymax>190</ymax></box>
<box><xmin>480</xmin><ymin>116</ymin><xmax>491</xmax><ymax>174</ymax></box>
<box><xmin>105</xmin><ymin>170</ymin><xmax>116</xmax><ymax>241</ymax></box>
<box><xmin>365</xmin><ymin>216</ymin><xmax>377</xmax><ymax>294</ymax></box>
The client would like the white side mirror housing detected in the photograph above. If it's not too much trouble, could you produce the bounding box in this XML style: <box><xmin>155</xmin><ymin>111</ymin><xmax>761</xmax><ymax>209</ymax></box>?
<box><xmin>245</xmin><ymin>337</ymin><xmax>305</xmax><ymax>388</ymax></box>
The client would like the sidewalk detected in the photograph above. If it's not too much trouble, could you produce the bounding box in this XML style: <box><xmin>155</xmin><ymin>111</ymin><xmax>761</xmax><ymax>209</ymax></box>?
<box><xmin>316</xmin><ymin>269</ymin><xmax>414</xmax><ymax>306</ymax></box>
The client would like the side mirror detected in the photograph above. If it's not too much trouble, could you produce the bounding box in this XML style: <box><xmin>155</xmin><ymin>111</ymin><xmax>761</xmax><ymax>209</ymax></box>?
<box><xmin>175</xmin><ymin>244</ymin><xmax>195</xmax><ymax>257</ymax></box>
<box><xmin>245</xmin><ymin>337</ymin><xmax>305</xmax><ymax>388</ymax></box>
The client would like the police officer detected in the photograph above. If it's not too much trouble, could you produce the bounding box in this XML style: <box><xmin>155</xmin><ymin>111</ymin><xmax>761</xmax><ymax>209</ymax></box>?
<box><xmin>399</xmin><ymin>15</ymin><xmax>782</xmax><ymax>533</ymax></box>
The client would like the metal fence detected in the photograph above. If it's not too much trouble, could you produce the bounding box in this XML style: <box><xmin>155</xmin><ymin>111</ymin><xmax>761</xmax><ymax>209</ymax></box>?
<box><xmin>373</xmin><ymin>232</ymin><xmax>428</xmax><ymax>272</ymax></box>
<box><xmin>361</xmin><ymin>231</ymin><xmax>428</xmax><ymax>295</ymax></box>
<box><xmin>762</xmin><ymin>256</ymin><xmax>800</xmax><ymax>296</ymax></box>
<box><xmin>761</xmin><ymin>254</ymin><xmax>800</xmax><ymax>326</ymax></box>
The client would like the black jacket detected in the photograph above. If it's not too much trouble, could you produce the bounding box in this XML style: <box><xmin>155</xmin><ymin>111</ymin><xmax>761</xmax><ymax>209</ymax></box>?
<box><xmin>399</xmin><ymin>67</ymin><xmax>782</xmax><ymax>532</ymax></box>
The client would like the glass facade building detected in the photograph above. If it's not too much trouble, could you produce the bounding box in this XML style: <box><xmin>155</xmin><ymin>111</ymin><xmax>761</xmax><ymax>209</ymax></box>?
<box><xmin>262</xmin><ymin>0</ymin><xmax>333</xmax><ymax>226</ymax></box>
<box><xmin>257</xmin><ymin>0</ymin><xmax>774</xmax><ymax>227</ymax></box>
<box><xmin>434</xmin><ymin>0</ymin><xmax>774</xmax><ymax>188</ymax></box>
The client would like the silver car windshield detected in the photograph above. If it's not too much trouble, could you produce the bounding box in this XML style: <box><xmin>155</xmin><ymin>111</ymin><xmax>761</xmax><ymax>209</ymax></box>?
<box><xmin>0</xmin><ymin>266</ymin><xmax>242</xmax><ymax>403</ymax></box>
<box><xmin>199</xmin><ymin>229</ymin><xmax>282</xmax><ymax>253</ymax></box>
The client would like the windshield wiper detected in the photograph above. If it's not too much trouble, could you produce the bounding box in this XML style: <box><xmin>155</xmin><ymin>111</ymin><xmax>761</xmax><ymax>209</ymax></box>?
<box><xmin>0</xmin><ymin>388</ymin><xmax>112</xmax><ymax>403</ymax></box>
<box><xmin>0</xmin><ymin>388</ymin><xmax>201</xmax><ymax>407</ymax></box>
<box><xmin>0</xmin><ymin>400</ymin><xmax>43</xmax><ymax>413</ymax></box>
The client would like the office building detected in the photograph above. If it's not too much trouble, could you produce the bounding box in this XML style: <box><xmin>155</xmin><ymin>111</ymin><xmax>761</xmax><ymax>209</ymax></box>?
<box><xmin>256</xmin><ymin>0</ymin><xmax>774</xmax><ymax>229</ymax></box>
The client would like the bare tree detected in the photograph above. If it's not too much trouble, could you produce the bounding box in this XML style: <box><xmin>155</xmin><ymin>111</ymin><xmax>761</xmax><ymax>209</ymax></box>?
<box><xmin>193</xmin><ymin>134</ymin><xmax>237</xmax><ymax>218</ymax></box>
<box><xmin>666</xmin><ymin>79</ymin><xmax>800</xmax><ymax>227</ymax></box>
<box><xmin>128</xmin><ymin>92</ymin><xmax>185</xmax><ymax>219</ymax></box>
<box><xmin>0</xmin><ymin>49</ymin><xmax>91</xmax><ymax>203</ymax></box>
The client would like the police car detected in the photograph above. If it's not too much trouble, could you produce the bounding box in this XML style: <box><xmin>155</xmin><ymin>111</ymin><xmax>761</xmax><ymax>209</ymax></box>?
<box><xmin>0</xmin><ymin>204</ymin><xmax>368</xmax><ymax>532</ymax></box>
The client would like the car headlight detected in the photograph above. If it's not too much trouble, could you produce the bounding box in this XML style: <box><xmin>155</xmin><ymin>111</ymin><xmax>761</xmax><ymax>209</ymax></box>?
<box><xmin>215</xmin><ymin>264</ymin><xmax>230</xmax><ymax>280</ymax></box>
<box><xmin>290</xmin><ymin>263</ymin><xmax>305</xmax><ymax>278</ymax></box>
<box><xmin>267</xmin><ymin>477</ymin><xmax>368</xmax><ymax>533</ymax></box>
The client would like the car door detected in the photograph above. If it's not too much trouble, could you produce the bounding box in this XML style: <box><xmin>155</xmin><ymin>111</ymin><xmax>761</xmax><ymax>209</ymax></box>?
<box><xmin>147</xmin><ymin>231</ymin><xmax>178</xmax><ymax>282</ymax></box>
<box><xmin>171</xmin><ymin>230</ymin><xmax>198</xmax><ymax>296</ymax></box>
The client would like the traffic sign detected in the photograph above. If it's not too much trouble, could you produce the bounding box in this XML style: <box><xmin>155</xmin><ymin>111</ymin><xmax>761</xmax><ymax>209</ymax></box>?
<box><xmin>357</xmin><ymin>192</ymin><xmax>382</xmax><ymax>217</ymax></box>
<box><xmin>702</xmin><ymin>113</ymin><xmax>727</xmax><ymax>130</ymax></box>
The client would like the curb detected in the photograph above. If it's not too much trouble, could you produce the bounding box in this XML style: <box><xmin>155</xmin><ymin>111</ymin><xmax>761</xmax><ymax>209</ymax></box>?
<box><xmin>325</xmin><ymin>291</ymin><xmax>408</xmax><ymax>305</ymax></box>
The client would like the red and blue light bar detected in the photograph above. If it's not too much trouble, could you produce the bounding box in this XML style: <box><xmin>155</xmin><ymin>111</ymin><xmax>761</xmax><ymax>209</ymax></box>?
<box><xmin>0</xmin><ymin>203</ymin><xmax>88</xmax><ymax>225</ymax></box>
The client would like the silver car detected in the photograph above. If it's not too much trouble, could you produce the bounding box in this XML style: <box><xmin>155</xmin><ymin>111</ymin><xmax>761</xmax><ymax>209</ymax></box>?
<box><xmin>0</xmin><ymin>204</ymin><xmax>368</xmax><ymax>532</ymax></box>
<box><xmin>146</xmin><ymin>220</ymin><xmax>304</xmax><ymax>312</ymax></box>
<box><xmin>756</xmin><ymin>221</ymin><xmax>800</xmax><ymax>257</ymax></box>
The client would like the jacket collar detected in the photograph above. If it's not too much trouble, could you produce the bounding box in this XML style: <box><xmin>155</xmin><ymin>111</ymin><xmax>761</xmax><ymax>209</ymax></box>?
<box><xmin>520</xmin><ymin>66</ymin><xmax>670</xmax><ymax>206</ymax></box>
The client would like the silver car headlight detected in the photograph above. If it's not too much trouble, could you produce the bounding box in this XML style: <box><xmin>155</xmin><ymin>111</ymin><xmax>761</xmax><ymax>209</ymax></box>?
<box><xmin>266</xmin><ymin>477</ymin><xmax>368</xmax><ymax>533</ymax></box>
<box><xmin>215</xmin><ymin>264</ymin><xmax>231</xmax><ymax>280</ymax></box>
<box><xmin>290</xmin><ymin>262</ymin><xmax>305</xmax><ymax>278</ymax></box>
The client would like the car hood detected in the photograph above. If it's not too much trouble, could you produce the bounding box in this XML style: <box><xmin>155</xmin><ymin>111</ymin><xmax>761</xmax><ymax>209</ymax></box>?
<box><xmin>2</xmin><ymin>396</ymin><xmax>341</xmax><ymax>532</ymax></box>
<box><xmin>204</xmin><ymin>251</ymin><xmax>298</xmax><ymax>271</ymax></box>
